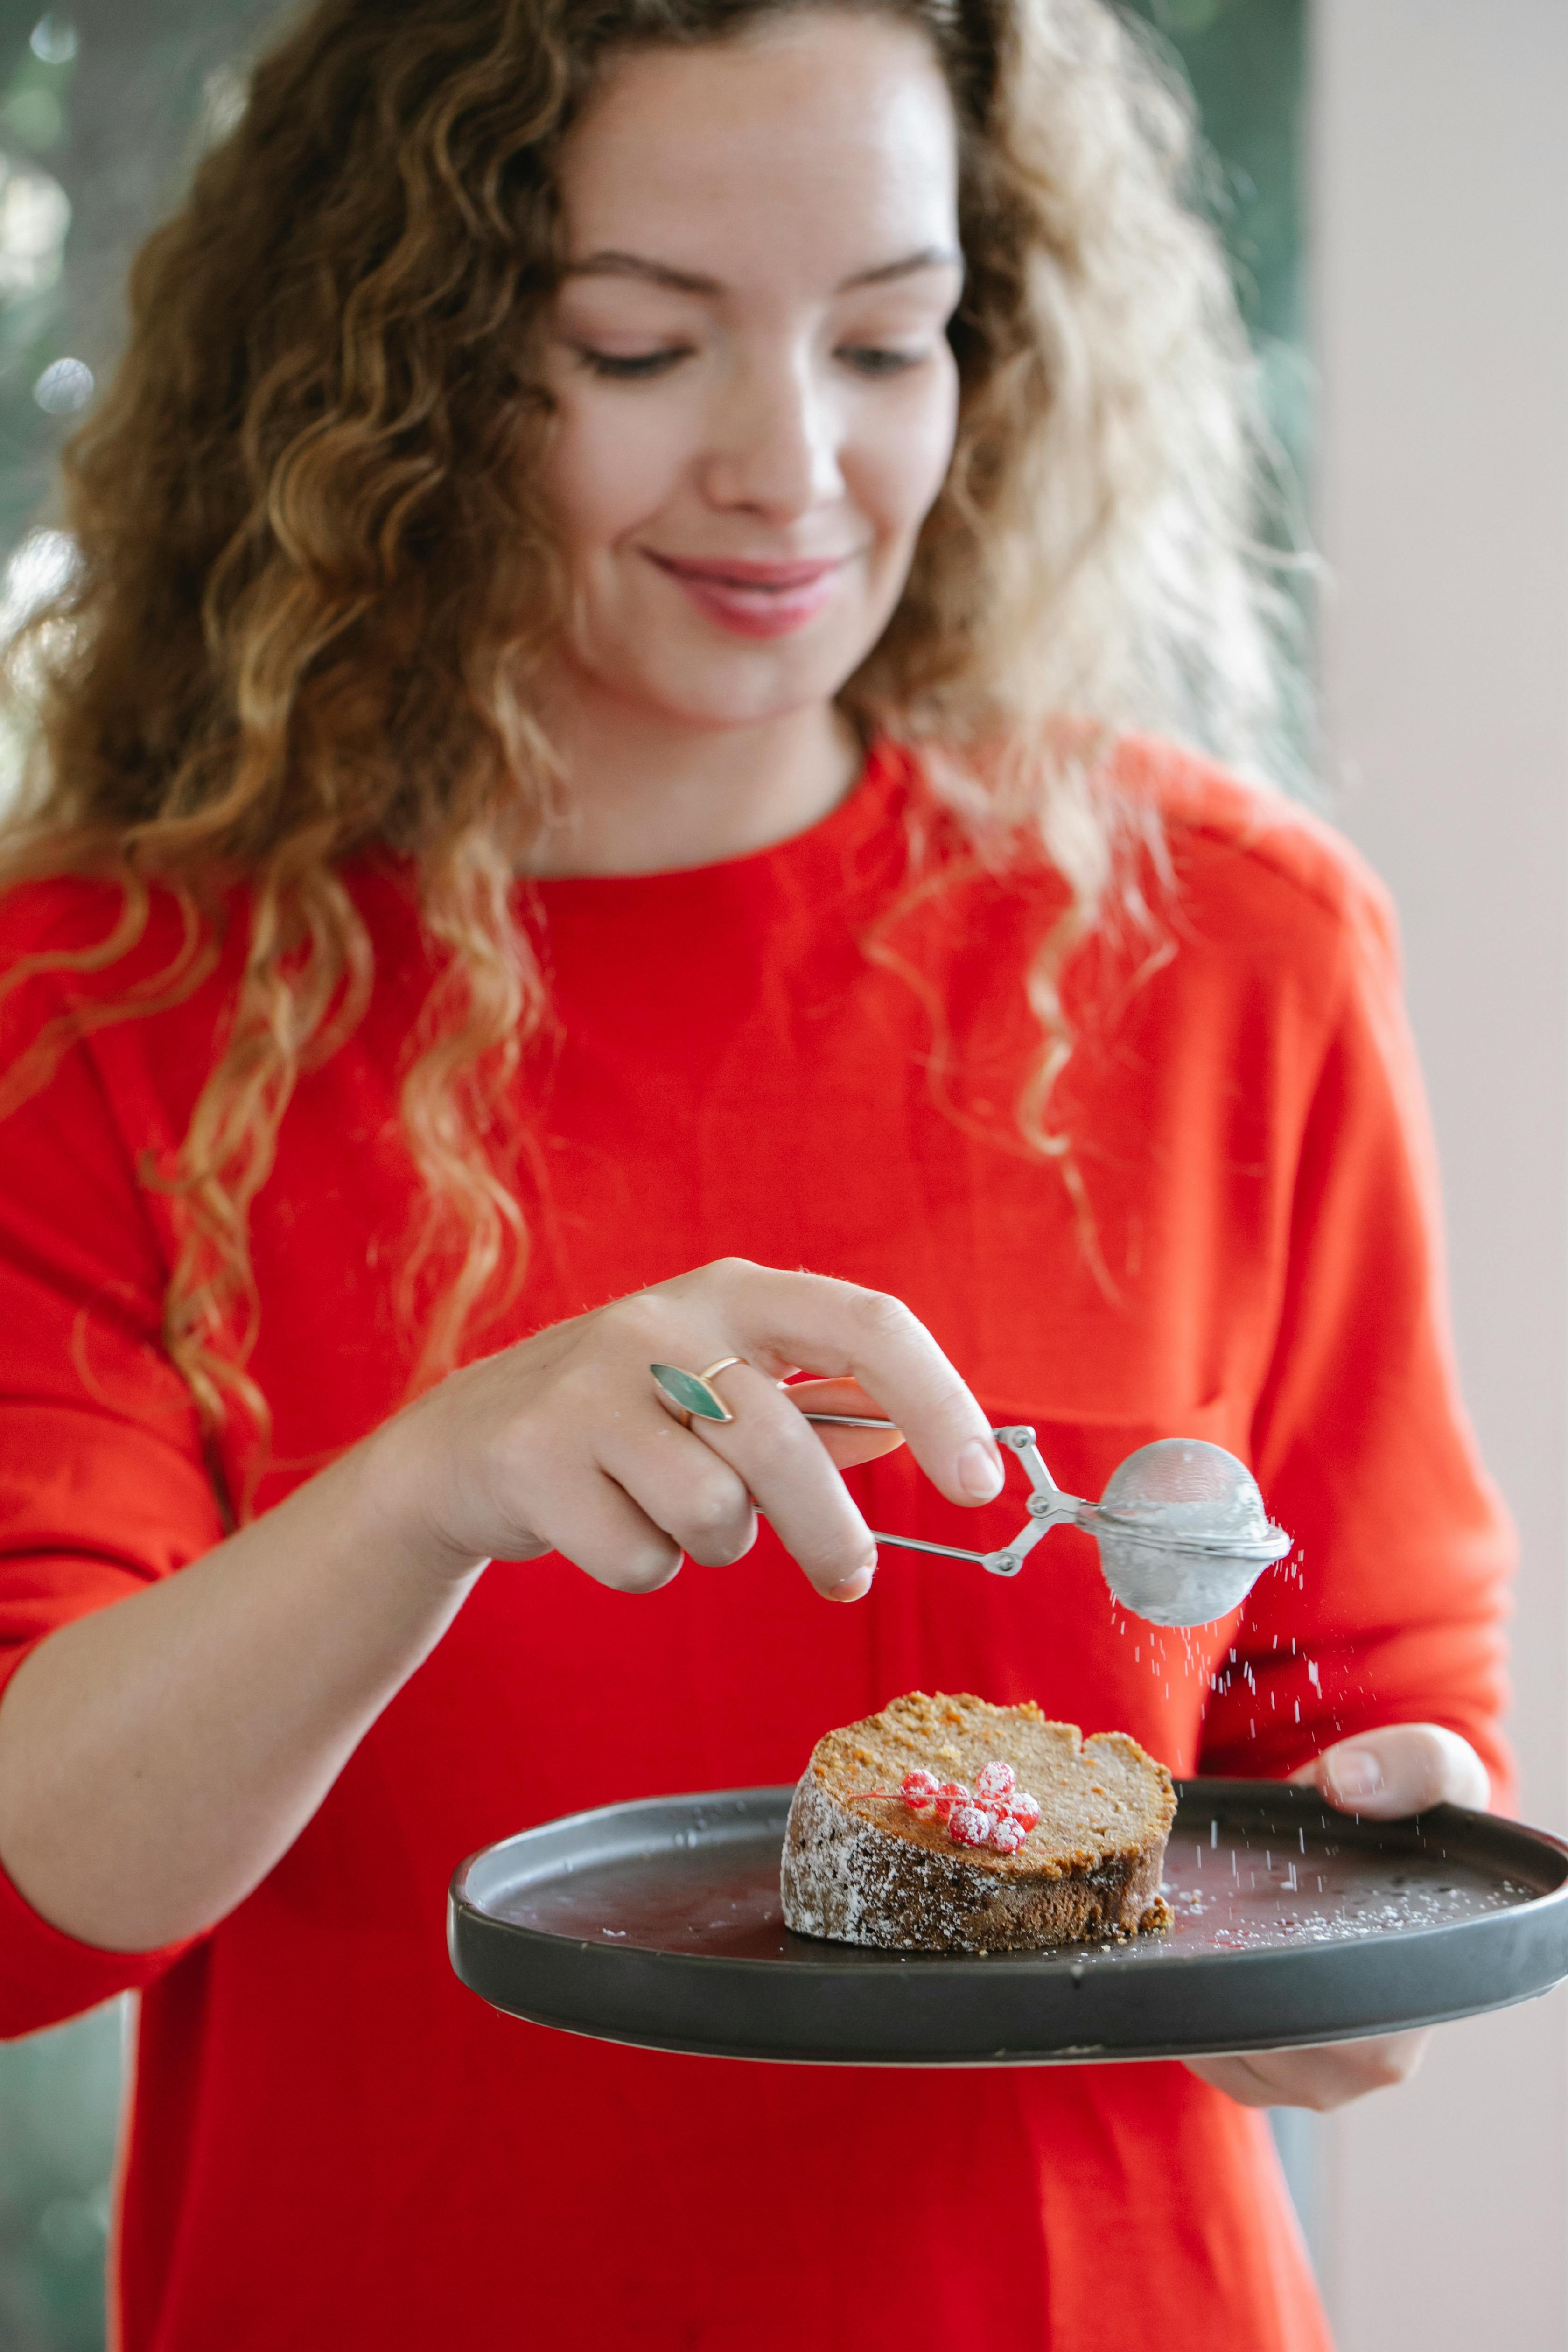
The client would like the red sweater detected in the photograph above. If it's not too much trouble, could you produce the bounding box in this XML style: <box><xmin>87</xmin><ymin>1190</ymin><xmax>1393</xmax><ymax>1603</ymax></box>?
<box><xmin>0</xmin><ymin>742</ymin><xmax>1511</xmax><ymax>2351</ymax></box>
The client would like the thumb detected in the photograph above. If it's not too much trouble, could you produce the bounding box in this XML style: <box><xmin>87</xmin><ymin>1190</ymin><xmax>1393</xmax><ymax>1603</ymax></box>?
<box><xmin>1290</xmin><ymin>1723</ymin><xmax>1491</xmax><ymax>1818</ymax></box>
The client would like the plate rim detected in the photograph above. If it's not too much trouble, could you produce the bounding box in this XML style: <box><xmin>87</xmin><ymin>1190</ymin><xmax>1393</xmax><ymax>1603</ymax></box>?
<box><xmin>449</xmin><ymin>1776</ymin><xmax>1568</xmax><ymax>1979</ymax></box>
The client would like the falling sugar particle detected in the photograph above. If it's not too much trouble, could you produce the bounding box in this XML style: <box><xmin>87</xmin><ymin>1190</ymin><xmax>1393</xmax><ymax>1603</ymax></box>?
<box><xmin>1210</xmin><ymin>1820</ymin><xmax>1218</xmax><ymax>1848</ymax></box>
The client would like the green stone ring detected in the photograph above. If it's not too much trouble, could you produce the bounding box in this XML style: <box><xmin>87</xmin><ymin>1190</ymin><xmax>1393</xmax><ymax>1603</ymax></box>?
<box><xmin>650</xmin><ymin>1359</ymin><xmax>743</xmax><ymax>1427</ymax></box>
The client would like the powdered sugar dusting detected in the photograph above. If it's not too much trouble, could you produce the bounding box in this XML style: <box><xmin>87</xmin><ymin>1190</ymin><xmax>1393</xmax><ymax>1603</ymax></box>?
<box><xmin>781</xmin><ymin>1771</ymin><xmax>1169</xmax><ymax>1954</ymax></box>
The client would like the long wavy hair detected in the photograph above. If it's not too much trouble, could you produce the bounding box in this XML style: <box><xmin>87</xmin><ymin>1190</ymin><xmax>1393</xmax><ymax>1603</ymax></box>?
<box><xmin>0</xmin><ymin>0</ymin><xmax>1288</xmax><ymax>1442</ymax></box>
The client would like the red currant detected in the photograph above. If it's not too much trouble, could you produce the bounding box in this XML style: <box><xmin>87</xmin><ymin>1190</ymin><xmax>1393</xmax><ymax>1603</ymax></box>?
<box><xmin>900</xmin><ymin>1769</ymin><xmax>941</xmax><ymax>1812</ymax></box>
<box><xmin>1008</xmin><ymin>1791</ymin><xmax>1041</xmax><ymax>1832</ymax></box>
<box><xmin>989</xmin><ymin>1812</ymin><xmax>1028</xmax><ymax>1855</ymax></box>
<box><xmin>947</xmin><ymin>1802</ymin><xmax>996</xmax><ymax>1848</ymax></box>
<box><xmin>973</xmin><ymin>1761</ymin><xmax>1016</xmax><ymax>1806</ymax></box>
<box><xmin>933</xmin><ymin>1781</ymin><xmax>970</xmax><ymax>1820</ymax></box>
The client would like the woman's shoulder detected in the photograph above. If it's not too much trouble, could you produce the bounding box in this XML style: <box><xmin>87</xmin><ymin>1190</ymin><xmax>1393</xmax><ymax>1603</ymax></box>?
<box><xmin>1112</xmin><ymin>735</ymin><xmax>1397</xmax><ymax>959</ymax></box>
<box><xmin>0</xmin><ymin>857</ymin><xmax>418</xmax><ymax>1015</ymax></box>
<box><xmin>0</xmin><ymin>875</ymin><xmax>237</xmax><ymax>1147</ymax></box>
<box><xmin>896</xmin><ymin>731</ymin><xmax>1395</xmax><ymax>954</ymax></box>
<box><xmin>896</xmin><ymin>731</ymin><xmax>1401</xmax><ymax>1000</ymax></box>
<box><xmin>0</xmin><ymin>868</ymin><xmax>153</xmax><ymax>960</ymax></box>
<box><xmin>0</xmin><ymin>870</ymin><xmax>204</xmax><ymax>1039</ymax></box>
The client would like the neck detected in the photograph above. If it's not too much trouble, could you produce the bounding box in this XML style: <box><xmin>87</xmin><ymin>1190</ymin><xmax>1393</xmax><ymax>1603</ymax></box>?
<box><xmin>523</xmin><ymin>671</ymin><xmax>864</xmax><ymax>879</ymax></box>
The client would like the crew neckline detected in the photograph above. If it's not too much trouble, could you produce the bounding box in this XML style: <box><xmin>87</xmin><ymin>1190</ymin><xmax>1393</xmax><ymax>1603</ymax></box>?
<box><xmin>525</xmin><ymin>738</ymin><xmax>914</xmax><ymax>902</ymax></box>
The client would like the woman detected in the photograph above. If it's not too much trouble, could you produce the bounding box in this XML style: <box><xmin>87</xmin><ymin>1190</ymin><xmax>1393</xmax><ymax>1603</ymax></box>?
<box><xmin>0</xmin><ymin>0</ymin><xmax>1508</xmax><ymax>2346</ymax></box>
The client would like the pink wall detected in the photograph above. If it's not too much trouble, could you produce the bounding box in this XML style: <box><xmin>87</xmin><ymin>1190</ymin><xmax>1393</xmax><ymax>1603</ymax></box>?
<box><xmin>1312</xmin><ymin>2</ymin><xmax>1568</xmax><ymax>2338</ymax></box>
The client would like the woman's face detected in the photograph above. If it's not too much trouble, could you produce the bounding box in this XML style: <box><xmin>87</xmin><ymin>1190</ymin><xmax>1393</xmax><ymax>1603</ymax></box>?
<box><xmin>540</xmin><ymin>11</ymin><xmax>963</xmax><ymax>733</ymax></box>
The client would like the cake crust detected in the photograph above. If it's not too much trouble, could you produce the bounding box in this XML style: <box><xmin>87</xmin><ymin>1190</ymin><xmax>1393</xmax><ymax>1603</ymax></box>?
<box><xmin>780</xmin><ymin>1691</ymin><xmax>1176</xmax><ymax>1953</ymax></box>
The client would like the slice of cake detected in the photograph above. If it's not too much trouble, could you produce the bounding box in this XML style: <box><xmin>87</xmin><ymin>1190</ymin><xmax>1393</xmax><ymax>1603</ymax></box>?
<box><xmin>780</xmin><ymin>1691</ymin><xmax>1175</xmax><ymax>1953</ymax></box>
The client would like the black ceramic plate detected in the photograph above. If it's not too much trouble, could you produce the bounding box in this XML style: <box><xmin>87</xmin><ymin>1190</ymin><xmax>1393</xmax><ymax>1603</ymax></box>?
<box><xmin>448</xmin><ymin>1779</ymin><xmax>1568</xmax><ymax>2065</ymax></box>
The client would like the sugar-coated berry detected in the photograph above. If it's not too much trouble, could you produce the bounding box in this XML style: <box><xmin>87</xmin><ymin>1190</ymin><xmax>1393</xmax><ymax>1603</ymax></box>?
<box><xmin>1008</xmin><ymin>1791</ymin><xmax>1041</xmax><ymax>1831</ymax></box>
<box><xmin>900</xmin><ymin>1769</ymin><xmax>941</xmax><ymax>1812</ymax></box>
<box><xmin>933</xmin><ymin>1781</ymin><xmax>970</xmax><ymax>1820</ymax></box>
<box><xmin>989</xmin><ymin>1812</ymin><xmax>1028</xmax><ymax>1854</ymax></box>
<box><xmin>947</xmin><ymin>1803</ymin><xmax>996</xmax><ymax>1848</ymax></box>
<box><xmin>973</xmin><ymin>1761</ymin><xmax>1016</xmax><ymax>1805</ymax></box>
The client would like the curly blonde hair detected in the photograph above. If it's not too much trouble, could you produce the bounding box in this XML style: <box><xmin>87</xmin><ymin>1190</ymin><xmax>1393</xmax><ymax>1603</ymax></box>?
<box><xmin>0</xmin><ymin>0</ymin><xmax>1286</xmax><ymax>1440</ymax></box>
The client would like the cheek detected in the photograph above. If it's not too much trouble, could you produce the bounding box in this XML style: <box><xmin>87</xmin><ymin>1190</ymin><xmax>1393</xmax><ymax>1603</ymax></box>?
<box><xmin>849</xmin><ymin>366</ymin><xmax>960</xmax><ymax>551</ymax></box>
<box><xmin>542</xmin><ymin>391</ymin><xmax>686</xmax><ymax>560</ymax></box>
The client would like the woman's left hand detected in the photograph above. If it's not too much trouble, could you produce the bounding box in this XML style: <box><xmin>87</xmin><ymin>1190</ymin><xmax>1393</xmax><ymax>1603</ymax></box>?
<box><xmin>1184</xmin><ymin>1722</ymin><xmax>1491</xmax><ymax>2111</ymax></box>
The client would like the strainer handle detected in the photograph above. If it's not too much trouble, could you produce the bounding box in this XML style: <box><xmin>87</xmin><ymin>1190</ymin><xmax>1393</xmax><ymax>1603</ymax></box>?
<box><xmin>803</xmin><ymin>1416</ymin><xmax>1080</xmax><ymax>1578</ymax></box>
<box><xmin>803</xmin><ymin>1415</ymin><xmax>1062</xmax><ymax>1485</ymax></box>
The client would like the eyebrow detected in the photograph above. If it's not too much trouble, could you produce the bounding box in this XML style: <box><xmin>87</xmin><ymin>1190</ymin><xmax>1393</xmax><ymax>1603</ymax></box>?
<box><xmin>562</xmin><ymin>245</ymin><xmax>963</xmax><ymax>296</ymax></box>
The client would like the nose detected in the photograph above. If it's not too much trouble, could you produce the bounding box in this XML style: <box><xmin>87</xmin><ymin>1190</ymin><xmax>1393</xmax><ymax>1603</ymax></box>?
<box><xmin>700</xmin><ymin>346</ymin><xmax>844</xmax><ymax>519</ymax></box>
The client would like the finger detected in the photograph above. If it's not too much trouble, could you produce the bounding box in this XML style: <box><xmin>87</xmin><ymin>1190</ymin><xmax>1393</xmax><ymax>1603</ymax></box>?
<box><xmin>1183</xmin><ymin>2054</ymin><xmax>1279</xmax><ymax>2109</ymax></box>
<box><xmin>595</xmin><ymin>1414</ymin><xmax>759</xmax><ymax>1568</ymax></box>
<box><xmin>1188</xmin><ymin>2032</ymin><xmax>1429</xmax><ymax>2113</ymax></box>
<box><xmin>1293</xmin><ymin>1723</ymin><xmax>1491</xmax><ymax>1817</ymax></box>
<box><xmin>687</xmin><ymin>1358</ymin><xmax>880</xmax><ymax>1601</ymax></box>
<box><xmin>783</xmin><ymin>1377</ymin><xmax>908</xmax><ymax>1469</ymax></box>
<box><xmin>529</xmin><ymin>1465</ymin><xmax>686</xmax><ymax>1595</ymax></box>
<box><xmin>721</xmin><ymin>1264</ymin><xmax>1004</xmax><ymax>1507</ymax></box>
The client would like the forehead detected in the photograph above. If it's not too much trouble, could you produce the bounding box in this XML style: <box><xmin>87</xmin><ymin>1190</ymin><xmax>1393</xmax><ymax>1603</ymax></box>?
<box><xmin>556</xmin><ymin>14</ymin><xmax>960</xmax><ymax>283</ymax></box>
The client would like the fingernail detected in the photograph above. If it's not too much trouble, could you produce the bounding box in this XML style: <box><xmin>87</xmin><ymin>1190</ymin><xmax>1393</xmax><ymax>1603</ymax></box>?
<box><xmin>828</xmin><ymin>1561</ymin><xmax>876</xmax><ymax>1603</ymax></box>
<box><xmin>1330</xmin><ymin>1749</ymin><xmax>1384</xmax><ymax>1803</ymax></box>
<box><xmin>957</xmin><ymin>1439</ymin><xmax>1005</xmax><ymax>1502</ymax></box>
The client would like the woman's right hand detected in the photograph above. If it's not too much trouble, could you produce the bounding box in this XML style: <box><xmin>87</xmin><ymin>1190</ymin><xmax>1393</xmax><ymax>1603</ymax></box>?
<box><xmin>0</xmin><ymin>1259</ymin><xmax>1002</xmax><ymax>1951</ymax></box>
<box><xmin>376</xmin><ymin>1257</ymin><xmax>1006</xmax><ymax>1602</ymax></box>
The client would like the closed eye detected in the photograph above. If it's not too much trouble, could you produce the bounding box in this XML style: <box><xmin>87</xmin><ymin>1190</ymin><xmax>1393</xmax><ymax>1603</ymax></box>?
<box><xmin>837</xmin><ymin>344</ymin><xmax>926</xmax><ymax>378</ymax></box>
<box><xmin>573</xmin><ymin>344</ymin><xmax>691</xmax><ymax>381</ymax></box>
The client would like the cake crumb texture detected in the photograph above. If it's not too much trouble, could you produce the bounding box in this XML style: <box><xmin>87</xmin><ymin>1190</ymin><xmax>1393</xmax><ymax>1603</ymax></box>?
<box><xmin>780</xmin><ymin>1691</ymin><xmax>1176</xmax><ymax>1953</ymax></box>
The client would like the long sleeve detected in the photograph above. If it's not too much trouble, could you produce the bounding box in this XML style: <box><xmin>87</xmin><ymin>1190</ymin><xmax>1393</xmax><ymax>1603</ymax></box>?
<box><xmin>0</xmin><ymin>906</ymin><xmax>220</xmax><ymax>2030</ymax></box>
<box><xmin>1198</xmin><ymin>874</ymin><xmax>1514</xmax><ymax>1802</ymax></box>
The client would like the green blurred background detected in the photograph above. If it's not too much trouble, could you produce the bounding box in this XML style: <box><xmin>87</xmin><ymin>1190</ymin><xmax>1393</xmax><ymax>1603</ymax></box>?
<box><xmin>0</xmin><ymin>1</ymin><xmax>1308</xmax><ymax>2342</ymax></box>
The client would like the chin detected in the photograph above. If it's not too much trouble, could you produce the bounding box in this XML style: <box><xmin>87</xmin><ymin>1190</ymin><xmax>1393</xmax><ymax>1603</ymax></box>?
<box><xmin>614</xmin><ymin>645</ymin><xmax>867</xmax><ymax>733</ymax></box>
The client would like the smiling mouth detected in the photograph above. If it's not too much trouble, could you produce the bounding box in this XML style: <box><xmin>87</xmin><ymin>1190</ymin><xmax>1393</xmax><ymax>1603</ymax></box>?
<box><xmin>645</xmin><ymin>552</ymin><xmax>851</xmax><ymax>591</ymax></box>
<box><xmin>642</xmin><ymin>549</ymin><xmax>857</xmax><ymax>641</ymax></box>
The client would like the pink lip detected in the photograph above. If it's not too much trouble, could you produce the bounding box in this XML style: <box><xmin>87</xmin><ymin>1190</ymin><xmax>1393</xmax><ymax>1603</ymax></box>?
<box><xmin>644</xmin><ymin>550</ymin><xmax>852</xmax><ymax>640</ymax></box>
